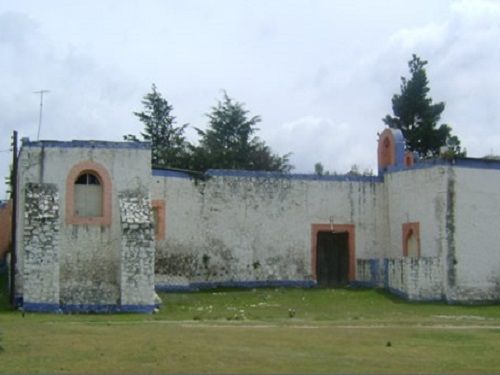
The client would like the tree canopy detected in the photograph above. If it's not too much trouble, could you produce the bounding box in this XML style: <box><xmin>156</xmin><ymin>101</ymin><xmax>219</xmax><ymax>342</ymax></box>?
<box><xmin>191</xmin><ymin>92</ymin><xmax>292</xmax><ymax>172</ymax></box>
<box><xmin>125</xmin><ymin>84</ymin><xmax>189</xmax><ymax>169</ymax></box>
<box><xmin>126</xmin><ymin>88</ymin><xmax>292</xmax><ymax>173</ymax></box>
<box><xmin>383</xmin><ymin>54</ymin><xmax>465</xmax><ymax>158</ymax></box>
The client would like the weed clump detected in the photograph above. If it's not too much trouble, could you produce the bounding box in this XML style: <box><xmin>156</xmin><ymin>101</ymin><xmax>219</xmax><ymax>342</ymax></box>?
<box><xmin>226</xmin><ymin>309</ymin><xmax>247</xmax><ymax>321</ymax></box>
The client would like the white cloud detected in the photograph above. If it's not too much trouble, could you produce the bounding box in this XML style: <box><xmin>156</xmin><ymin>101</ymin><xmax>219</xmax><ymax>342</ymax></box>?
<box><xmin>262</xmin><ymin>116</ymin><xmax>374</xmax><ymax>174</ymax></box>
<box><xmin>379</xmin><ymin>0</ymin><xmax>500</xmax><ymax>157</ymax></box>
<box><xmin>261</xmin><ymin>0</ymin><xmax>500</xmax><ymax>176</ymax></box>
<box><xmin>2</xmin><ymin>0</ymin><xmax>500</xmax><ymax>198</ymax></box>
<box><xmin>0</xmin><ymin>12</ymin><xmax>143</xmax><ymax>198</ymax></box>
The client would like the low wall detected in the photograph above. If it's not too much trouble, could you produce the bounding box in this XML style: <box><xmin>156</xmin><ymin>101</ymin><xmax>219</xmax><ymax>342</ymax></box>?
<box><xmin>356</xmin><ymin>257</ymin><xmax>443</xmax><ymax>301</ymax></box>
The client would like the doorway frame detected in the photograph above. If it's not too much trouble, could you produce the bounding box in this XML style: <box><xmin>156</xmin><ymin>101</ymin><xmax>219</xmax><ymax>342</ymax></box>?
<box><xmin>311</xmin><ymin>224</ymin><xmax>356</xmax><ymax>282</ymax></box>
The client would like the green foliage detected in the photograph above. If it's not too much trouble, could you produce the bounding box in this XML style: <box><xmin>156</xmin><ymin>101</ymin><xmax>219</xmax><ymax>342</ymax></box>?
<box><xmin>4</xmin><ymin>164</ymin><xmax>14</xmax><ymax>199</ymax></box>
<box><xmin>127</xmin><ymin>88</ymin><xmax>292</xmax><ymax>173</ymax></box>
<box><xmin>383</xmin><ymin>54</ymin><xmax>465</xmax><ymax>158</ymax></box>
<box><xmin>314</xmin><ymin>163</ymin><xmax>374</xmax><ymax>177</ymax></box>
<box><xmin>191</xmin><ymin>92</ymin><xmax>292</xmax><ymax>172</ymax></box>
<box><xmin>125</xmin><ymin>84</ymin><xmax>189</xmax><ymax>169</ymax></box>
<box><xmin>346</xmin><ymin>164</ymin><xmax>373</xmax><ymax>176</ymax></box>
<box><xmin>483</xmin><ymin>154</ymin><xmax>500</xmax><ymax>160</ymax></box>
<box><xmin>314</xmin><ymin>162</ymin><xmax>330</xmax><ymax>176</ymax></box>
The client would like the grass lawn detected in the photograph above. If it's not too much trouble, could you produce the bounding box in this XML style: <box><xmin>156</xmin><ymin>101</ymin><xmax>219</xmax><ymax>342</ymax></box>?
<box><xmin>1</xmin><ymin>281</ymin><xmax>500</xmax><ymax>374</ymax></box>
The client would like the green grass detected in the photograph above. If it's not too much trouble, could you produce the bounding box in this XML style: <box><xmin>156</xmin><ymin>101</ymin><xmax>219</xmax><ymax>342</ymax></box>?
<box><xmin>1</xmin><ymin>285</ymin><xmax>500</xmax><ymax>373</ymax></box>
<box><xmin>156</xmin><ymin>287</ymin><xmax>500</xmax><ymax>325</ymax></box>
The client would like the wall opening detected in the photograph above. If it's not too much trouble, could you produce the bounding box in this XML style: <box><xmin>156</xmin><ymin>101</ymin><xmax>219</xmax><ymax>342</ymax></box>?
<box><xmin>404</xmin><ymin>151</ymin><xmax>414</xmax><ymax>168</ymax></box>
<box><xmin>151</xmin><ymin>200</ymin><xmax>165</xmax><ymax>240</ymax></box>
<box><xmin>311</xmin><ymin>224</ymin><xmax>355</xmax><ymax>284</ymax></box>
<box><xmin>403</xmin><ymin>222</ymin><xmax>420</xmax><ymax>257</ymax></box>
<box><xmin>316</xmin><ymin>231</ymin><xmax>349</xmax><ymax>286</ymax></box>
<box><xmin>74</xmin><ymin>172</ymin><xmax>103</xmax><ymax>217</ymax></box>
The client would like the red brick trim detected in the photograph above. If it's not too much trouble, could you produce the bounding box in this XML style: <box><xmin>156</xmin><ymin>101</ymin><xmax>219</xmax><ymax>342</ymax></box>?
<box><xmin>311</xmin><ymin>224</ymin><xmax>356</xmax><ymax>282</ymax></box>
<box><xmin>378</xmin><ymin>129</ymin><xmax>396</xmax><ymax>170</ymax></box>
<box><xmin>402</xmin><ymin>222</ymin><xmax>420</xmax><ymax>257</ymax></box>
<box><xmin>404</xmin><ymin>151</ymin><xmax>414</xmax><ymax>167</ymax></box>
<box><xmin>0</xmin><ymin>200</ymin><xmax>12</xmax><ymax>260</ymax></box>
<box><xmin>152</xmin><ymin>199</ymin><xmax>166</xmax><ymax>240</ymax></box>
<box><xmin>66</xmin><ymin>161</ymin><xmax>112</xmax><ymax>226</ymax></box>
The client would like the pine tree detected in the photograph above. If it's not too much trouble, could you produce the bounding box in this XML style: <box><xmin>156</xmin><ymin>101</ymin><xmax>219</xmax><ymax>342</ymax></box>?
<box><xmin>125</xmin><ymin>84</ymin><xmax>189</xmax><ymax>168</ymax></box>
<box><xmin>191</xmin><ymin>92</ymin><xmax>292</xmax><ymax>172</ymax></box>
<box><xmin>383</xmin><ymin>55</ymin><xmax>465</xmax><ymax>158</ymax></box>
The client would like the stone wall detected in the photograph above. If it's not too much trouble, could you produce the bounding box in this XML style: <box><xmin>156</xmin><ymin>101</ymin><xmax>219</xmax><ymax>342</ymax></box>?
<box><xmin>356</xmin><ymin>257</ymin><xmax>443</xmax><ymax>301</ymax></box>
<box><xmin>119</xmin><ymin>192</ymin><xmax>155</xmax><ymax>311</ymax></box>
<box><xmin>152</xmin><ymin>170</ymin><xmax>387</xmax><ymax>290</ymax></box>
<box><xmin>22</xmin><ymin>183</ymin><xmax>61</xmax><ymax>311</ymax></box>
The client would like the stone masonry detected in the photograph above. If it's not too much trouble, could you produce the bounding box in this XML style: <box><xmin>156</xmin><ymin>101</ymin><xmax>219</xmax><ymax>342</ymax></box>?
<box><xmin>119</xmin><ymin>192</ymin><xmax>155</xmax><ymax>311</ymax></box>
<box><xmin>22</xmin><ymin>183</ymin><xmax>60</xmax><ymax>310</ymax></box>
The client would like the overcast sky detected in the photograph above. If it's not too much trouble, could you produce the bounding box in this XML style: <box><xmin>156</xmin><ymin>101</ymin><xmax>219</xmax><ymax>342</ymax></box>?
<box><xmin>1</xmin><ymin>0</ymin><xmax>500</xmax><ymax>198</ymax></box>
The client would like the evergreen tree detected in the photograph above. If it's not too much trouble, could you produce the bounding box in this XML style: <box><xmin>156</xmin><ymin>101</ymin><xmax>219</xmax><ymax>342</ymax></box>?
<box><xmin>125</xmin><ymin>84</ymin><xmax>189</xmax><ymax>168</ymax></box>
<box><xmin>383</xmin><ymin>54</ymin><xmax>465</xmax><ymax>158</ymax></box>
<box><xmin>314</xmin><ymin>162</ymin><xmax>330</xmax><ymax>176</ymax></box>
<box><xmin>192</xmin><ymin>92</ymin><xmax>292</xmax><ymax>172</ymax></box>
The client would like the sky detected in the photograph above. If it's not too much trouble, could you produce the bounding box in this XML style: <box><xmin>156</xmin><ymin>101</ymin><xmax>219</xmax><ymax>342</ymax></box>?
<box><xmin>1</xmin><ymin>0</ymin><xmax>500</xmax><ymax>198</ymax></box>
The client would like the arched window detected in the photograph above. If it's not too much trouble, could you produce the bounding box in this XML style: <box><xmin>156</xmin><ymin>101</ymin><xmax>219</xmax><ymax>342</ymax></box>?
<box><xmin>66</xmin><ymin>161</ymin><xmax>112</xmax><ymax>226</ymax></box>
<box><xmin>74</xmin><ymin>172</ymin><xmax>103</xmax><ymax>217</ymax></box>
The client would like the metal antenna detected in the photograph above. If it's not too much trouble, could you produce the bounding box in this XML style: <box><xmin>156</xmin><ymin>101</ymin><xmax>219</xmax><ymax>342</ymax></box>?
<box><xmin>34</xmin><ymin>89</ymin><xmax>50</xmax><ymax>140</ymax></box>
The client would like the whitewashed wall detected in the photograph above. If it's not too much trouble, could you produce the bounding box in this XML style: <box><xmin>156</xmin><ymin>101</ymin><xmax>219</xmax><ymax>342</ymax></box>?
<box><xmin>16</xmin><ymin>140</ymin><xmax>154</xmax><ymax>311</ymax></box>
<box><xmin>357</xmin><ymin>257</ymin><xmax>443</xmax><ymax>300</ymax></box>
<box><xmin>16</xmin><ymin>138</ymin><xmax>500</xmax><ymax>305</ymax></box>
<box><xmin>152</xmin><ymin>171</ymin><xmax>387</xmax><ymax>288</ymax></box>
<box><xmin>450</xmin><ymin>166</ymin><xmax>500</xmax><ymax>302</ymax></box>
<box><xmin>384</xmin><ymin>166</ymin><xmax>449</xmax><ymax>258</ymax></box>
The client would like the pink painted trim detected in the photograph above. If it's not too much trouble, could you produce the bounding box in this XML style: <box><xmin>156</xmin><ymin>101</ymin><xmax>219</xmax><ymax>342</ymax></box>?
<box><xmin>402</xmin><ymin>222</ymin><xmax>420</xmax><ymax>257</ymax></box>
<box><xmin>311</xmin><ymin>224</ymin><xmax>356</xmax><ymax>282</ymax></box>
<box><xmin>152</xmin><ymin>199</ymin><xmax>166</xmax><ymax>240</ymax></box>
<box><xmin>378</xmin><ymin>128</ymin><xmax>396</xmax><ymax>170</ymax></box>
<box><xmin>404</xmin><ymin>151</ymin><xmax>414</xmax><ymax>167</ymax></box>
<box><xmin>0</xmin><ymin>200</ymin><xmax>12</xmax><ymax>260</ymax></box>
<box><xmin>66</xmin><ymin>161</ymin><xmax>112</xmax><ymax>226</ymax></box>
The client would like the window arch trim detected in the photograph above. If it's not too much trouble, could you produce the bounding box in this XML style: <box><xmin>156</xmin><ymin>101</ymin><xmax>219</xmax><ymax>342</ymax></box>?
<box><xmin>66</xmin><ymin>161</ymin><xmax>112</xmax><ymax>226</ymax></box>
<box><xmin>402</xmin><ymin>222</ymin><xmax>420</xmax><ymax>257</ymax></box>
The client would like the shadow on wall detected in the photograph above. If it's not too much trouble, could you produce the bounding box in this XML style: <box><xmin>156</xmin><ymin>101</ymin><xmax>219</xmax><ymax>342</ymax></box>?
<box><xmin>0</xmin><ymin>200</ymin><xmax>12</xmax><ymax>261</ymax></box>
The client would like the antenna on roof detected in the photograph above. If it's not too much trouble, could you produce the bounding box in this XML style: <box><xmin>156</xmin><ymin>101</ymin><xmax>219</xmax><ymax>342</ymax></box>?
<box><xmin>34</xmin><ymin>89</ymin><xmax>50</xmax><ymax>140</ymax></box>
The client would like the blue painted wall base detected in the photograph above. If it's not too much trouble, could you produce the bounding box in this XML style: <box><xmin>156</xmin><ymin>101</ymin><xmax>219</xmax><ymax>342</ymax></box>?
<box><xmin>156</xmin><ymin>279</ymin><xmax>316</xmax><ymax>292</ymax></box>
<box><xmin>22</xmin><ymin>302</ymin><xmax>155</xmax><ymax>314</ymax></box>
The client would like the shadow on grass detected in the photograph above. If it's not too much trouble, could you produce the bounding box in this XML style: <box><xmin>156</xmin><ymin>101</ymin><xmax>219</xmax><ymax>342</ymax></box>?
<box><xmin>371</xmin><ymin>287</ymin><xmax>407</xmax><ymax>304</ymax></box>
